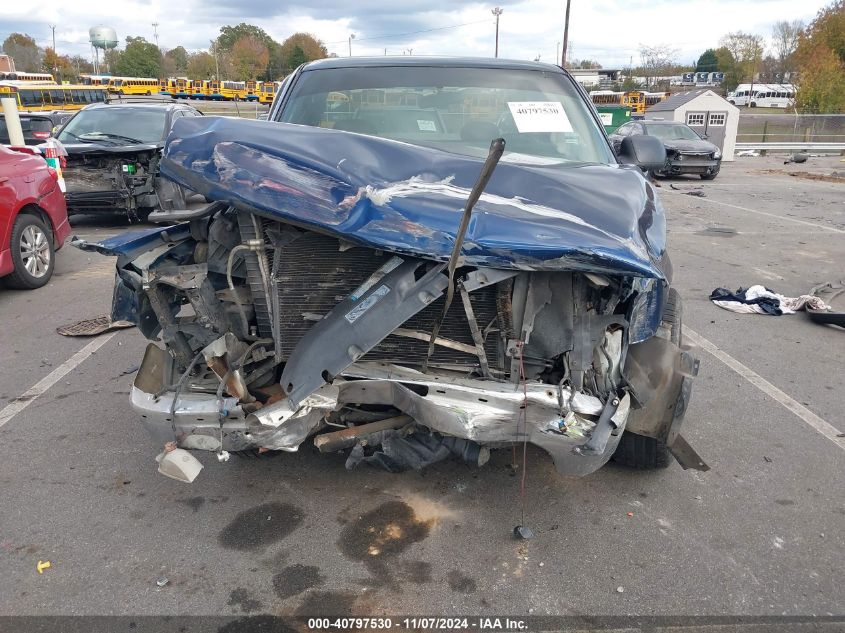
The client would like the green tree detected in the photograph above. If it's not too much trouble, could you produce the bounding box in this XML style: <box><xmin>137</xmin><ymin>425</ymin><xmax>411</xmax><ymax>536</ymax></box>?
<box><xmin>164</xmin><ymin>46</ymin><xmax>188</xmax><ymax>74</ymax></box>
<box><xmin>186</xmin><ymin>51</ymin><xmax>216</xmax><ymax>80</ymax></box>
<box><xmin>794</xmin><ymin>0</ymin><xmax>845</xmax><ymax>112</ymax></box>
<box><xmin>42</xmin><ymin>48</ymin><xmax>75</xmax><ymax>82</ymax></box>
<box><xmin>2</xmin><ymin>32</ymin><xmax>43</xmax><ymax>72</ymax></box>
<box><xmin>714</xmin><ymin>47</ymin><xmax>741</xmax><ymax>91</ymax></box>
<box><xmin>695</xmin><ymin>49</ymin><xmax>719</xmax><ymax>72</ymax></box>
<box><xmin>115</xmin><ymin>36</ymin><xmax>163</xmax><ymax>78</ymax></box>
<box><xmin>287</xmin><ymin>45</ymin><xmax>308</xmax><ymax>70</ymax></box>
<box><xmin>217</xmin><ymin>23</ymin><xmax>274</xmax><ymax>52</ymax></box>
<box><xmin>279</xmin><ymin>33</ymin><xmax>327</xmax><ymax>73</ymax></box>
<box><xmin>230</xmin><ymin>35</ymin><xmax>269</xmax><ymax>80</ymax></box>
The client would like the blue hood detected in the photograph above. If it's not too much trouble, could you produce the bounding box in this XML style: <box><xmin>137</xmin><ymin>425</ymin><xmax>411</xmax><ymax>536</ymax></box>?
<box><xmin>160</xmin><ymin>117</ymin><xmax>667</xmax><ymax>278</ymax></box>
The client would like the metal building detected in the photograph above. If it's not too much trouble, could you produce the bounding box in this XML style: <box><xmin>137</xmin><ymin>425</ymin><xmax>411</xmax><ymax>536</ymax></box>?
<box><xmin>645</xmin><ymin>89</ymin><xmax>740</xmax><ymax>161</ymax></box>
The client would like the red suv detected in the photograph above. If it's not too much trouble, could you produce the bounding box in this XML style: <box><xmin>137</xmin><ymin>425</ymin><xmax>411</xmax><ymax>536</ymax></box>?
<box><xmin>0</xmin><ymin>145</ymin><xmax>71</xmax><ymax>289</ymax></box>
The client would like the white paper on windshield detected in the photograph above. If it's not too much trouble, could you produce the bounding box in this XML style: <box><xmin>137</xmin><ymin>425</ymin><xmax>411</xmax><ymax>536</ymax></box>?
<box><xmin>507</xmin><ymin>101</ymin><xmax>572</xmax><ymax>133</ymax></box>
<box><xmin>417</xmin><ymin>119</ymin><xmax>437</xmax><ymax>132</ymax></box>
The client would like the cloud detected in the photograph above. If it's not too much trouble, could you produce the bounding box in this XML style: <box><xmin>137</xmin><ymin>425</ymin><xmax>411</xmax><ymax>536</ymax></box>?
<box><xmin>0</xmin><ymin>0</ymin><xmax>829</xmax><ymax>68</ymax></box>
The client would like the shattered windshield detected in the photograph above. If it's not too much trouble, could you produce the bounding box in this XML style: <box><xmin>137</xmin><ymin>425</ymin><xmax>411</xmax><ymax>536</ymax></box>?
<box><xmin>279</xmin><ymin>66</ymin><xmax>614</xmax><ymax>166</ymax></box>
<box><xmin>57</xmin><ymin>107</ymin><xmax>167</xmax><ymax>145</ymax></box>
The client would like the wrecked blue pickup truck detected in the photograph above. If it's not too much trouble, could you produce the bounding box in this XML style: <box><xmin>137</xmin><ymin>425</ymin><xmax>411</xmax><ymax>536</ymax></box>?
<box><xmin>79</xmin><ymin>58</ymin><xmax>706</xmax><ymax>477</ymax></box>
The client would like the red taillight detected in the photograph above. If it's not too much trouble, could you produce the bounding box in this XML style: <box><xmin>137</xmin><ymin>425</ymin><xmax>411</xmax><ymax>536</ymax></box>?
<box><xmin>32</xmin><ymin>131</ymin><xmax>50</xmax><ymax>139</ymax></box>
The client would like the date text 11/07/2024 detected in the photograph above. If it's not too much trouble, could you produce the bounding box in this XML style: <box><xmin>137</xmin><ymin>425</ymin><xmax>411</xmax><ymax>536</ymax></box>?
<box><xmin>307</xmin><ymin>618</ymin><xmax>528</xmax><ymax>631</ymax></box>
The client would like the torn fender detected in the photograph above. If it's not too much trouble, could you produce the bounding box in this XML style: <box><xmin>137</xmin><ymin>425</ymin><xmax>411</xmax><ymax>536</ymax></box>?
<box><xmin>160</xmin><ymin>117</ymin><xmax>668</xmax><ymax>278</ymax></box>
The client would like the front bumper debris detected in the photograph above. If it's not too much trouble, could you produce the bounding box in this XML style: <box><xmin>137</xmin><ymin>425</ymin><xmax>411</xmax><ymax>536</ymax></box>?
<box><xmin>133</xmin><ymin>343</ymin><xmax>634</xmax><ymax>476</ymax></box>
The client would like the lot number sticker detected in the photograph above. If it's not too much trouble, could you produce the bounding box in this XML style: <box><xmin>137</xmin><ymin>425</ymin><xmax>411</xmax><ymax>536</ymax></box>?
<box><xmin>508</xmin><ymin>101</ymin><xmax>572</xmax><ymax>133</ymax></box>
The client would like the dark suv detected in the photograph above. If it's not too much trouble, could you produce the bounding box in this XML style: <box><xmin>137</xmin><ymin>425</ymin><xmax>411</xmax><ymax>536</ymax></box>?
<box><xmin>0</xmin><ymin>111</ymin><xmax>74</xmax><ymax>145</ymax></box>
<box><xmin>81</xmin><ymin>57</ymin><xmax>706</xmax><ymax>479</ymax></box>
<box><xmin>52</xmin><ymin>101</ymin><xmax>202</xmax><ymax>220</ymax></box>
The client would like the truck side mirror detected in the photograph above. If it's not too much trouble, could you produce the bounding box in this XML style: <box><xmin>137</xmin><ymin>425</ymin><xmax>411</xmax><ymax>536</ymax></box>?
<box><xmin>618</xmin><ymin>135</ymin><xmax>666</xmax><ymax>171</ymax></box>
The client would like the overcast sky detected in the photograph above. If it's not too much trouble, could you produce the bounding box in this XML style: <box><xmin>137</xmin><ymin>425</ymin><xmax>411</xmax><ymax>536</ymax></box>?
<box><xmin>0</xmin><ymin>0</ymin><xmax>831</xmax><ymax>68</ymax></box>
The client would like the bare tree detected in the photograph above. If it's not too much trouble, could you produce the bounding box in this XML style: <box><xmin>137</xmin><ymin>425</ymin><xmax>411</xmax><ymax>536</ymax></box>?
<box><xmin>638</xmin><ymin>44</ymin><xmax>679</xmax><ymax>89</ymax></box>
<box><xmin>720</xmin><ymin>31</ymin><xmax>765</xmax><ymax>92</ymax></box>
<box><xmin>771</xmin><ymin>20</ymin><xmax>803</xmax><ymax>80</ymax></box>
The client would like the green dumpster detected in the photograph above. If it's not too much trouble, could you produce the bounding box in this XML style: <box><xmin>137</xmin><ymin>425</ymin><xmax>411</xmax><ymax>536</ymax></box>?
<box><xmin>596</xmin><ymin>106</ymin><xmax>631</xmax><ymax>134</ymax></box>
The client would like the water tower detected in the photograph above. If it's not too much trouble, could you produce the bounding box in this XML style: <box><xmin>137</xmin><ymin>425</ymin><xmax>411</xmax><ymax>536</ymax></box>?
<box><xmin>89</xmin><ymin>26</ymin><xmax>118</xmax><ymax>74</ymax></box>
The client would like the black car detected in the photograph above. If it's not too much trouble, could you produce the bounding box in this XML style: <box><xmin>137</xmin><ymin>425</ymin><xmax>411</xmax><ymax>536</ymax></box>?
<box><xmin>0</xmin><ymin>111</ymin><xmax>75</xmax><ymax>145</ymax></box>
<box><xmin>609</xmin><ymin>120</ymin><xmax>722</xmax><ymax>180</ymax></box>
<box><xmin>52</xmin><ymin>101</ymin><xmax>202</xmax><ymax>220</ymax></box>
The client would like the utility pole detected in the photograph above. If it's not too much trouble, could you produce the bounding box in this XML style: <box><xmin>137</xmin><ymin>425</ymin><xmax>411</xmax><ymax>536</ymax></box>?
<box><xmin>348</xmin><ymin>33</ymin><xmax>355</xmax><ymax>57</ymax></box>
<box><xmin>48</xmin><ymin>24</ymin><xmax>56</xmax><ymax>53</ymax></box>
<box><xmin>151</xmin><ymin>22</ymin><xmax>160</xmax><ymax>49</ymax></box>
<box><xmin>492</xmin><ymin>7</ymin><xmax>503</xmax><ymax>58</ymax></box>
<box><xmin>561</xmin><ymin>0</ymin><xmax>572</xmax><ymax>68</ymax></box>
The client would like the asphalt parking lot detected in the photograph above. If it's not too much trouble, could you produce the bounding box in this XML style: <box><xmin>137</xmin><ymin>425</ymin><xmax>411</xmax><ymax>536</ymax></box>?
<box><xmin>0</xmin><ymin>155</ymin><xmax>843</xmax><ymax>626</ymax></box>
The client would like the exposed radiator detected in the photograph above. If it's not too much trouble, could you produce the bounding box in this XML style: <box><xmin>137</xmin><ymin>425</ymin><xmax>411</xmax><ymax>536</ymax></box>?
<box><xmin>272</xmin><ymin>232</ymin><xmax>500</xmax><ymax>369</ymax></box>
<box><xmin>237</xmin><ymin>212</ymin><xmax>274</xmax><ymax>339</ymax></box>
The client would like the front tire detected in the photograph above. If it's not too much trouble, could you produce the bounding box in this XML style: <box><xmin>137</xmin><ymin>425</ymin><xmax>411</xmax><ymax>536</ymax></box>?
<box><xmin>612</xmin><ymin>288</ymin><xmax>682</xmax><ymax>469</ymax></box>
<box><xmin>6</xmin><ymin>214</ymin><xmax>55</xmax><ymax>290</ymax></box>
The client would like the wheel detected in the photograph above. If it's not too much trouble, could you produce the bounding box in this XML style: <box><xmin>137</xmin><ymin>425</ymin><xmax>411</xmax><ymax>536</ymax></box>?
<box><xmin>612</xmin><ymin>288</ymin><xmax>682</xmax><ymax>469</ymax></box>
<box><xmin>749</xmin><ymin>102</ymin><xmax>757</xmax><ymax>108</ymax></box>
<box><xmin>146</xmin><ymin>91</ymin><xmax>151</xmax><ymax>96</ymax></box>
<box><xmin>5</xmin><ymin>213</ymin><xmax>55</xmax><ymax>289</ymax></box>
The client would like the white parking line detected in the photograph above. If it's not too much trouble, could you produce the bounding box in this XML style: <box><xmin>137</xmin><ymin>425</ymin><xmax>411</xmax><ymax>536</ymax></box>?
<box><xmin>0</xmin><ymin>332</ymin><xmax>118</xmax><ymax>430</ymax></box>
<box><xmin>685</xmin><ymin>328</ymin><xmax>845</xmax><ymax>451</ymax></box>
<box><xmin>662</xmin><ymin>190</ymin><xmax>845</xmax><ymax>234</ymax></box>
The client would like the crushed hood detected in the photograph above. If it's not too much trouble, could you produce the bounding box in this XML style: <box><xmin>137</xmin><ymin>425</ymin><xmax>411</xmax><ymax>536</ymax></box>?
<box><xmin>161</xmin><ymin>117</ymin><xmax>667</xmax><ymax>278</ymax></box>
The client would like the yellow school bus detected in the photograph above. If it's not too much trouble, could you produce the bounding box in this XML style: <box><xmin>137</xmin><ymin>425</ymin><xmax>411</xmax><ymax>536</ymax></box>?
<box><xmin>258</xmin><ymin>81</ymin><xmax>278</xmax><ymax>104</ymax></box>
<box><xmin>219</xmin><ymin>81</ymin><xmax>247</xmax><ymax>101</ymax></box>
<box><xmin>0</xmin><ymin>72</ymin><xmax>56</xmax><ymax>84</ymax></box>
<box><xmin>0</xmin><ymin>83</ymin><xmax>107</xmax><ymax>111</ymax></box>
<box><xmin>108</xmin><ymin>77</ymin><xmax>159</xmax><ymax>95</ymax></box>
<box><xmin>245</xmin><ymin>81</ymin><xmax>260</xmax><ymax>101</ymax></box>
<box><xmin>189</xmin><ymin>79</ymin><xmax>208</xmax><ymax>99</ymax></box>
<box><xmin>158</xmin><ymin>78</ymin><xmax>176</xmax><ymax>96</ymax></box>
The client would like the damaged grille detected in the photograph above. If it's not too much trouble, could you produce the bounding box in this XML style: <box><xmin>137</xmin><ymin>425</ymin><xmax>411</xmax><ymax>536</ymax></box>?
<box><xmin>272</xmin><ymin>233</ymin><xmax>500</xmax><ymax>368</ymax></box>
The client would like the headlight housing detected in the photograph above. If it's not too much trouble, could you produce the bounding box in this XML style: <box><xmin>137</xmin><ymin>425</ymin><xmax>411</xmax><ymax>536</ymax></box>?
<box><xmin>713</xmin><ymin>149</ymin><xmax>722</xmax><ymax>160</ymax></box>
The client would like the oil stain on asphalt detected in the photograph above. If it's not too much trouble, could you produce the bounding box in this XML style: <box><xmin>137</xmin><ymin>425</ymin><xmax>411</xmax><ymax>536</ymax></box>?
<box><xmin>447</xmin><ymin>570</ymin><xmax>477</xmax><ymax>593</ymax></box>
<box><xmin>219</xmin><ymin>503</ymin><xmax>304</xmax><ymax>551</ymax></box>
<box><xmin>337</xmin><ymin>500</ymin><xmax>433</xmax><ymax>586</ymax></box>
<box><xmin>227</xmin><ymin>587</ymin><xmax>263</xmax><ymax>613</ymax></box>
<box><xmin>295</xmin><ymin>591</ymin><xmax>358</xmax><ymax>616</ymax></box>
<box><xmin>273</xmin><ymin>564</ymin><xmax>324</xmax><ymax>599</ymax></box>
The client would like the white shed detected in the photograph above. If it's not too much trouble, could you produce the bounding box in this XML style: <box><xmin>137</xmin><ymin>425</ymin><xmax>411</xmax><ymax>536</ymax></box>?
<box><xmin>644</xmin><ymin>89</ymin><xmax>740</xmax><ymax>161</ymax></box>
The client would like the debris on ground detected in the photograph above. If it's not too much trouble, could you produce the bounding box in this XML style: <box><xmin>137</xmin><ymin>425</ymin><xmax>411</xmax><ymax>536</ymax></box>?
<box><xmin>36</xmin><ymin>560</ymin><xmax>51</xmax><ymax>574</ymax></box>
<box><xmin>807</xmin><ymin>280</ymin><xmax>845</xmax><ymax>328</ymax></box>
<box><xmin>710</xmin><ymin>285</ymin><xmax>830</xmax><ymax>316</ymax></box>
<box><xmin>513</xmin><ymin>525</ymin><xmax>534</xmax><ymax>540</ymax></box>
<box><xmin>669</xmin><ymin>183</ymin><xmax>706</xmax><ymax>197</ymax></box>
<box><xmin>616</xmin><ymin>586</ymin><xmax>625</xmax><ymax>593</ymax></box>
<box><xmin>784</xmin><ymin>152</ymin><xmax>809</xmax><ymax>164</ymax></box>
<box><xmin>156</xmin><ymin>576</ymin><xmax>169</xmax><ymax>588</ymax></box>
<box><xmin>736</xmin><ymin>150</ymin><xmax>760</xmax><ymax>157</ymax></box>
<box><xmin>57</xmin><ymin>315</ymin><xmax>135</xmax><ymax>337</ymax></box>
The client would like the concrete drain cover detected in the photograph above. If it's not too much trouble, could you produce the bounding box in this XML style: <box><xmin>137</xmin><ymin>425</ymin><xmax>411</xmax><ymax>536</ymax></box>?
<box><xmin>56</xmin><ymin>315</ymin><xmax>135</xmax><ymax>337</ymax></box>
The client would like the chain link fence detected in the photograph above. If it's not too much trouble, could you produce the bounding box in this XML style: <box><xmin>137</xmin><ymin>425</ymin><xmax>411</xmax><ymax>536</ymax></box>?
<box><xmin>737</xmin><ymin>114</ymin><xmax>845</xmax><ymax>144</ymax></box>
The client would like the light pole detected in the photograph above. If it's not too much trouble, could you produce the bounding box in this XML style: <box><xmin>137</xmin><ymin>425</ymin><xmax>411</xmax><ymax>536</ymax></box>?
<box><xmin>348</xmin><ymin>33</ymin><xmax>355</xmax><ymax>57</ymax></box>
<box><xmin>151</xmin><ymin>23</ymin><xmax>160</xmax><ymax>49</ymax></box>
<box><xmin>492</xmin><ymin>7</ymin><xmax>503</xmax><ymax>58</ymax></box>
<box><xmin>561</xmin><ymin>0</ymin><xmax>571</xmax><ymax>68</ymax></box>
